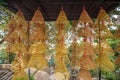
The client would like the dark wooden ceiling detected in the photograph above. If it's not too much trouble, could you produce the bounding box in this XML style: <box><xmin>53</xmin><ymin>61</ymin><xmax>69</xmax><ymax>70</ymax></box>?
<box><xmin>2</xmin><ymin>0</ymin><xmax>120</xmax><ymax>21</ymax></box>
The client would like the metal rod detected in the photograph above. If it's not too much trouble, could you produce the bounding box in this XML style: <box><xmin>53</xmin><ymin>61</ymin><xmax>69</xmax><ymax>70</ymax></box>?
<box><xmin>99</xmin><ymin>70</ymin><xmax>102</xmax><ymax>80</ymax></box>
<box><xmin>28</xmin><ymin>67</ymin><xmax>30</xmax><ymax>80</ymax></box>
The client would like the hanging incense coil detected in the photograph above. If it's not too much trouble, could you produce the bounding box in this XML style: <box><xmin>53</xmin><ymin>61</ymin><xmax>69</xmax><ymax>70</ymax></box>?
<box><xmin>5</xmin><ymin>34</ymin><xmax>16</xmax><ymax>43</ymax></box>
<box><xmin>70</xmin><ymin>41</ymin><xmax>80</xmax><ymax>66</ymax></box>
<box><xmin>5</xmin><ymin>16</ymin><xmax>16</xmax><ymax>31</ymax></box>
<box><xmin>14</xmin><ymin>10</ymin><xmax>28</xmax><ymax>30</ymax></box>
<box><xmin>28</xmin><ymin>54</ymin><xmax>48</xmax><ymax>70</ymax></box>
<box><xmin>55</xmin><ymin>8</ymin><xmax>69</xmax><ymax>26</ymax></box>
<box><xmin>10</xmin><ymin>42</ymin><xmax>27</xmax><ymax>54</ymax></box>
<box><xmin>15</xmin><ymin>28</ymin><xmax>27</xmax><ymax>40</ymax></box>
<box><xmin>12</xmin><ymin>70</ymin><xmax>28</xmax><ymax>80</ymax></box>
<box><xmin>6</xmin><ymin>24</ymin><xmax>28</xmax><ymax>41</ymax></box>
<box><xmin>55</xmin><ymin>37</ymin><xmax>70</xmax><ymax>64</ymax></box>
<box><xmin>6</xmin><ymin>10</ymin><xmax>28</xmax><ymax>44</ymax></box>
<box><xmin>115</xmin><ymin>54</ymin><xmax>120</xmax><ymax>67</ymax></box>
<box><xmin>55</xmin><ymin>39</ymin><xmax>67</xmax><ymax>54</ymax></box>
<box><xmin>95</xmin><ymin>20</ymin><xmax>108</xmax><ymax>30</ymax></box>
<box><xmin>31</xmin><ymin>8</ymin><xmax>46</xmax><ymax>42</ymax></box>
<box><xmin>79</xmin><ymin>55</ymin><xmax>96</xmax><ymax>70</ymax></box>
<box><xmin>78</xmin><ymin>26</ymin><xmax>94</xmax><ymax>37</ymax></box>
<box><xmin>114</xmin><ymin>28</ymin><xmax>120</xmax><ymax>39</ymax></box>
<box><xmin>52</xmin><ymin>72</ymin><xmax>69</xmax><ymax>80</ymax></box>
<box><xmin>95</xmin><ymin>40</ymin><xmax>114</xmax><ymax>56</ymax></box>
<box><xmin>95</xmin><ymin>25</ymin><xmax>113</xmax><ymax>39</ymax></box>
<box><xmin>55</xmin><ymin>53</ymin><xmax>70</xmax><ymax>65</ymax></box>
<box><xmin>28</xmin><ymin>41</ymin><xmax>47</xmax><ymax>54</ymax></box>
<box><xmin>96</xmin><ymin>53</ymin><xmax>114</xmax><ymax>71</ymax></box>
<box><xmin>55</xmin><ymin>62</ymin><xmax>70</xmax><ymax>79</ymax></box>
<box><xmin>96</xmin><ymin>7</ymin><xmax>110</xmax><ymax>26</ymax></box>
<box><xmin>56</xmin><ymin>27</ymin><xmax>66</xmax><ymax>41</ymax></box>
<box><xmin>32</xmin><ymin>8</ymin><xmax>45</xmax><ymax>25</ymax></box>
<box><xmin>15</xmin><ymin>25</ymin><xmax>27</xmax><ymax>40</ymax></box>
<box><xmin>11</xmin><ymin>54</ymin><xmax>27</xmax><ymax>72</ymax></box>
<box><xmin>78</xmin><ymin>7</ymin><xmax>94</xmax><ymax>28</ymax></box>
<box><xmin>55</xmin><ymin>62</ymin><xmax>68</xmax><ymax>73</ymax></box>
<box><xmin>76</xmin><ymin>69</ymin><xmax>92</xmax><ymax>80</ymax></box>
<box><xmin>79</xmin><ymin>42</ymin><xmax>95</xmax><ymax>56</ymax></box>
<box><xmin>30</xmin><ymin>26</ymin><xmax>46</xmax><ymax>42</ymax></box>
<box><xmin>5</xmin><ymin>31</ymin><xmax>18</xmax><ymax>43</ymax></box>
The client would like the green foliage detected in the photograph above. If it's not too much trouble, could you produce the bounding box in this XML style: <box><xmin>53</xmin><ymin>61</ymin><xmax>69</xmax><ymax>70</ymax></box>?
<box><xmin>107</xmin><ymin>38</ymin><xmax>120</xmax><ymax>49</ymax></box>
<box><xmin>0</xmin><ymin>5</ymin><xmax>14</xmax><ymax>29</ymax></box>
<box><xmin>0</xmin><ymin>49</ymin><xmax>7</xmax><ymax>63</ymax></box>
<box><xmin>0</xmin><ymin>49</ymin><xmax>15</xmax><ymax>64</ymax></box>
<box><xmin>30</xmin><ymin>75</ymin><xmax>35</xmax><ymax>80</ymax></box>
<box><xmin>0</xmin><ymin>0</ymin><xmax>7</xmax><ymax>5</ymax></box>
<box><xmin>102</xmin><ymin>71</ymin><xmax>117</xmax><ymax>80</ymax></box>
<box><xmin>90</xmin><ymin>70</ymin><xmax>98</xmax><ymax>77</ymax></box>
<box><xmin>9</xmin><ymin>53</ymin><xmax>16</xmax><ymax>63</ymax></box>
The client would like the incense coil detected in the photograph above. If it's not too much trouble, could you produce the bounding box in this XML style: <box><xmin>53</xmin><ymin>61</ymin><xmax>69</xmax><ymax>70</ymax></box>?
<box><xmin>11</xmin><ymin>54</ymin><xmax>27</xmax><ymax>72</ymax></box>
<box><xmin>55</xmin><ymin>62</ymin><xmax>70</xmax><ymax>79</ymax></box>
<box><xmin>5</xmin><ymin>17</ymin><xmax>16</xmax><ymax>31</ymax></box>
<box><xmin>78</xmin><ymin>8</ymin><xmax>94</xmax><ymax>28</ymax></box>
<box><xmin>96</xmin><ymin>53</ymin><xmax>115</xmax><ymax>71</ymax></box>
<box><xmin>70</xmin><ymin>41</ymin><xmax>80</xmax><ymax>52</ymax></box>
<box><xmin>10</xmin><ymin>42</ymin><xmax>27</xmax><ymax>54</ymax></box>
<box><xmin>79</xmin><ymin>42</ymin><xmax>95</xmax><ymax>56</ymax></box>
<box><xmin>6</xmin><ymin>25</ymin><xmax>27</xmax><ymax>41</ymax></box>
<box><xmin>78</xmin><ymin>26</ymin><xmax>94</xmax><ymax>37</ymax></box>
<box><xmin>95</xmin><ymin>28</ymin><xmax>113</xmax><ymax>39</ymax></box>
<box><xmin>55</xmin><ymin>42</ymin><xmax>67</xmax><ymax>54</ymax></box>
<box><xmin>15</xmin><ymin>25</ymin><xmax>27</xmax><ymax>40</ymax></box>
<box><xmin>96</xmin><ymin>8</ymin><xmax>110</xmax><ymax>24</ymax></box>
<box><xmin>56</xmin><ymin>29</ymin><xmax>66</xmax><ymax>41</ymax></box>
<box><xmin>32</xmin><ymin>8</ymin><xmax>45</xmax><ymax>25</ymax></box>
<box><xmin>95</xmin><ymin>40</ymin><xmax>114</xmax><ymax>56</ymax></box>
<box><xmin>5</xmin><ymin>31</ymin><xmax>17</xmax><ymax>42</ymax></box>
<box><xmin>76</xmin><ymin>69</ymin><xmax>92</xmax><ymax>80</ymax></box>
<box><xmin>55</xmin><ymin>53</ymin><xmax>70</xmax><ymax>65</ymax></box>
<box><xmin>28</xmin><ymin>41</ymin><xmax>47</xmax><ymax>54</ymax></box>
<box><xmin>14</xmin><ymin>10</ymin><xmax>28</xmax><ymax>30</ymax></box>
<box><xmin>79</xmin><ymin>55</ymin><xmax>96</xmax><ymax>70</ymax></box>
<box><xmin>30</xmin><ymin>26</ymin><xmax>46</xmax><ymax>42</ymax></box>
<box><xmin>70</xmin><ymin>41</ymin><xmax>80</xmax><ymax>66</ymax></box>
<box><xmin>52</xmin><ymin>72</ymin><xmax>69</xmax><ymax>80</ymax></box>
<box><xmin>28</xmin><ymin>54</ymin><xmax>47</xmax><ymax>70</ymax></box>
<box><xmin>55</xmin><ymin>9</ymin><xmax>69</xmax><ymax>26</ymax></box>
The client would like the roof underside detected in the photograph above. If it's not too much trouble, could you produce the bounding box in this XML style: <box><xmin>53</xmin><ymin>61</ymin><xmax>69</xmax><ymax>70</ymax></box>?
<box><xmin>2</xmin><ymin>0</ymin><xmax>120</xmax><ymax>21</ymax></box>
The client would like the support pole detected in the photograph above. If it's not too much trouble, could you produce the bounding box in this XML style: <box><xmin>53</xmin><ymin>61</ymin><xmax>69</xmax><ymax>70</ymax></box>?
<box><xmin>99</xmin><ymin>70</ymin><xmax>101</xmax><ymax>80</ymax></box>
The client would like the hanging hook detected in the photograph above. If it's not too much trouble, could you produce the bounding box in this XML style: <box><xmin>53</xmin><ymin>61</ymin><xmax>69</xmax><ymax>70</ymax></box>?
<box><xmin>83</xmin><ymin>6</ymin><xmax>86</xmax><ymax>11</ymax></box>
